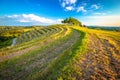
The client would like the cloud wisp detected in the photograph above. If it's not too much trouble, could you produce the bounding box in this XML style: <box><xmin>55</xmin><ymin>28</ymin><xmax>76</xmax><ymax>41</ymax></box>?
<box><xmin>65</xmin><ymin>6</ymin><xmax>75</xmax><ymax>11</ymax></box>
<box><xmin>81</xmin><ymin>15</ymin><xmax>120</xmax><ymax>26</ymax></box>
<box><xmin>91</xmin><ymin>4</ymin><xmax>100</xmax><ymax>9</ymax></box>
<box><xmin>93</xmin><ymin>12</ymin><xmax>106</xmax><ymax>15</ymax></box>
<box><xmin>77</xmin><ymin>6</ymin><xmax>87</xmax><ymax>13</ymax></box>
<box><xmin>60</xmin><ymin>0</ymin><xmax>77</xmax><ymax>11</ymax></box>
<box><xmin>0</xmin><ymin>14</ymin><xmax>63</xmax><ymax>26</ymax></box>
<box><xmin>59</xmin><ymin>0</ymin><xmax>101</xmax><ymax>13</ymax></box>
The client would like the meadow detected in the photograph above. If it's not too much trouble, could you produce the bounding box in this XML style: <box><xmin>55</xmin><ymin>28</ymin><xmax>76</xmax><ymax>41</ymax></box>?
<box><xmin>0</xmin><ymin>25</ymin><xmax>120</xmax><ymax>80</ymax></box>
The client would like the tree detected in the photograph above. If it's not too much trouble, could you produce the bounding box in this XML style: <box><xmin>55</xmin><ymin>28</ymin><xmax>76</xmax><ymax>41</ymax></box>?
<box><xmin>82</xmin><ymin>25</ymin><xmax>87</xmax><ymax>28</ymax></box>
<box><xmin>61</xmin><ymin>17</ymin><xmax>82</xmax><ymax>26</ymax></box>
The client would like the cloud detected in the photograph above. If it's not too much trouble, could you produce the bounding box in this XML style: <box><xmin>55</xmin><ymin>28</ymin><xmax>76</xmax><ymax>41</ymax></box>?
<box><xmin>7</xmin><ymin>15</ymin><xmax>19</xmax><ymax>18</ymax></box>
<box><xmin>59</xmin><ymin>0</ymin><xmax>102</xmax><ymax>14</ymax></box>
<box><xmin>62</xmin><ymin>2</ymin><xmax>66</xmax><ymax>7</ymax></box>
<box><xmin>62</xmin><ymin>0</ymin><xmax>77</xmax><ymax>5</ymax></box>
<box><xmin>65</xmin><ymin>6</ymin><xmax>75</xmax><ymax>11</ymax></box>
<box><xmin>60</xmin><ymin>0</ymin><xmax>77</xmax><ymax>11</ymax></box>
<box><xmin>77</xmin><ymin>6</ymin><xmax>87</xmax><ymax>13</ymax></box>
<box><xmin>60</xmin><ymin>0</ymin><xmax>87</xmax><ymax>12</ymax></box>
<box><xmin>93</xmin><ymin>12</ymin><xmax>106</xmax><ymax>15</ymax></box>
<box><xmin>57</xmin><ymin>19</ymin><xmax>64</xmax><ymax>22</ymax></box>
<box><xmin>0</xmin><ymin>14</ymin><xmax>63</xmax><ymax>26</ymax></box>
<box><xmin>91</xmin><ymin>4</ymin><xmax>100</xmax><ymax>9</ymax></box>
<box><xmin>19</xmin><ymin>19</ymin><xmax>30</xmax><ymax>23</ymax></box>
<box><xmin>20</xmin><ymin>14</ymin><xmax>55</xmax><ymax>23</ymax></box>
<box><xmin>80</xmin><ymin>15</ymin><xmax>120</xmax><ymax>26</ymax></box>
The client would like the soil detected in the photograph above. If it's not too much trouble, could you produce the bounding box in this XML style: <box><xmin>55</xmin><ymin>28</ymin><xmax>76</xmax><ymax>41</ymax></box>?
<box><xmin>79</xmin><ymin>34</ymin><xmax>120</xmax><ymax>80</ymax></box>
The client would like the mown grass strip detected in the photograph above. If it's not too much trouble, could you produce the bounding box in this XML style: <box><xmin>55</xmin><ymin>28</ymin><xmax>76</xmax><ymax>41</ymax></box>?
<box><xmin>0</xmin><ymin>27</ymin><xmax>72</xmax><ymax>80</ymax></box>
<box><xmin>55</xmin><ymin>27</ymin><xmax>89</xmax><ymax>80</ymax></box>
<box><xmin>35</xmin><ymin>28</ymin><xmax>89</xmax><ymax>80</ymax></box>
<box><xmin>0</xmin><ymin>27</ymin><xmax>63</xmax><ymax>55</ymax></box>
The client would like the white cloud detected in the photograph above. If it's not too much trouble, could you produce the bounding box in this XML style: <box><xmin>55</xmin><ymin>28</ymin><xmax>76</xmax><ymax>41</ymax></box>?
<box><xmin>19</xmin><ymin>19</ymin><xmax>30</xmax><ymax>22</ymax></box>
<box><xmin>93</xmin><ymin>12</ymin><xmax>106</xmax><ymax>15</ymax></box>
<box><xmin>64</xmin><ymin>0</ymin><xmax>77</xmax><ymax>5</ymax></box>
<box><xmin>88</xmin><ymin>16</ymin><xmax>120</xmax><ymax>20</ymax></box>
<box><xmin>77</xmin><ymin>6</ymin><xmax>87</xmax><ymax>13</ymax></box>
<box><xmin>7</xmin><ymin>15</ymin><xmax>19</xmax><ymax>18</ymax></box>
<box><xmin>21</xmin><ymin>14</ymin><xmax>55</xmax><ymax>23</ymax></box>
<box><xmin>57</xmin><ymin>19</ymin><xmax>64</xmax><ymax>22</ymax></box>
<box><xmin>81</xmin><ymin>15</ymin><xmax>120</xmax><ymax>26</ymax></box>
<box><xmin>65</xmin><ymin>6</ymin><xmax>74</xmax><ymax>11</ymax></box>
<box><xmin>91</xmin><ymin>4</ymin><xmax>100</xmax><ymax>9</ymax></box>
<box><xmin>0</xmin><ymin>14</ymin><xmax>63</xmax><ymax>25</ymax></box>
<box><xmin>60</xmin><ymin>0</ymin><xmax>77</xmax><ymax>11</ymax></box>
<box><xmin>59</xmin><ymin>0</ymin><xmax>102</xmax><ymax>13</ymax></box>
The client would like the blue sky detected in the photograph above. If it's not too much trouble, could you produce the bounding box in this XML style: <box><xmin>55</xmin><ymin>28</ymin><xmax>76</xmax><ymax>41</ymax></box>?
<box><xmin>0</xmin><ymin>0</ymin><xmax>120</xmax><ymax>26</ymax></box>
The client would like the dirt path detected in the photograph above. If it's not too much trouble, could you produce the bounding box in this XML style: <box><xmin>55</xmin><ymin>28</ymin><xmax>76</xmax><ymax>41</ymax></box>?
<box><xmin>79</xmin><ymin>34</ymin><xmax>120</xmax><ymax>80</ymax></box>
<box><xmin>0</xmin><ymin>44</ymin><xmax>41</xmax><ymax>62</ymax></box>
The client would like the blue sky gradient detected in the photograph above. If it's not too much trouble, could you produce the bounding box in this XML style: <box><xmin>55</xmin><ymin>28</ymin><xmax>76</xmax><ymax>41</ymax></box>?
<box><xmin>0</xmin><ymin>0</ymin><xmax>120</xmax><ymax>26</ymax></box>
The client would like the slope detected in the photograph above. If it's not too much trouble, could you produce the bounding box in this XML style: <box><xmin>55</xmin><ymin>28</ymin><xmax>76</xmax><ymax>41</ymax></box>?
<box><xmin>0</xmin><ymin>26</ymin><xmax>120</xmax><ymax>80</ymax></box>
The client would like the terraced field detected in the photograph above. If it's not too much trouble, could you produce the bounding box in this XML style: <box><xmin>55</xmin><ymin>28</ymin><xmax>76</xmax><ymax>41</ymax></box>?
<box><xmin>0</xmin><ymin>26</ymin><xmax>120</xmax><ymax>80</ymax></box>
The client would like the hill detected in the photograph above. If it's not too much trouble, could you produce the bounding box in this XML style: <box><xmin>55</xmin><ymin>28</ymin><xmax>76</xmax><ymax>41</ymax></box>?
<box><xmin>88</xmin><ymin>26</ymin><xmax>120</xmax><ymax>31</ymax></box>
<box><xmin>62</xmin><ymin>17</ymin><xmax>82</xmax><ymax>26</ymax></box>
<box><xmin>0</xmin><ymin>25</ymin><xmax>120</xmax><ymax>80</ymax></box>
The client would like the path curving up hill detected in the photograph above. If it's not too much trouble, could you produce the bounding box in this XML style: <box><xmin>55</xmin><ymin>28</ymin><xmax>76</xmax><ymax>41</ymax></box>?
<box><xmin>0</xmin><ymin>26</ymin><xmax>120</xmax><ymax>80</ymax></box>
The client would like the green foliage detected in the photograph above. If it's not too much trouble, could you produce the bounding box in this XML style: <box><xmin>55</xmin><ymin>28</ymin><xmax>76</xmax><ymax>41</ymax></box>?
<box><xmin>62</xmin><ymin>17</ymin><xmax>82</xmax><ymax>26</ymax></box>
<box><xmin>0</xmin><ymin>36</ymin><xmax>13</xmax><ymax>48</ymax></box>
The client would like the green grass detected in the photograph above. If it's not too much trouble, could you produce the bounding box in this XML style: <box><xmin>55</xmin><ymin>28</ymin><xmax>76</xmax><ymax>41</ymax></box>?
<box><xmin>0</xmin><ymin>26</ymin><xmax>73</xmax><ymax>80</ymax></box>
<box><xmin>0</xmin><ymin>26</ymin><xmax>64</xmax><ymax>55</ymax></box>
<box><xmin>0</xmin><ymin>36</ymin><xmax>13</xmax><ymax>48</ymax></box>
<box><xmin>0</xmin><ymin>25</ymin><xmax>119</xmax><ymax>80</ymax></box>
<box><xmin>42</xmin><ymin>28</ymin><xmax>89</xmax><ymax>80</ymax></box>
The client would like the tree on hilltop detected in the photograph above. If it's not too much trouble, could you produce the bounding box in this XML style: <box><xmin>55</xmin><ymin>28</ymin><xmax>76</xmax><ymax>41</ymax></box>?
<box><xmin>62</xmin><ymin>17</ymin><xmax>82</xmax><ymax>26</ymax></box>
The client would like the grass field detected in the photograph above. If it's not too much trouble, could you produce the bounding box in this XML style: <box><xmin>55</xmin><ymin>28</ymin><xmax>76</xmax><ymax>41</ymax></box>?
<box><xmin>0</xmin><ymin>25</ymin><xmax>120</xmax><ymax>80</ymax></box>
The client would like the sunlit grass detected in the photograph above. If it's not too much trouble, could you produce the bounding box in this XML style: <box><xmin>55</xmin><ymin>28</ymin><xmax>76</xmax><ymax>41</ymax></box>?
<box><xmin>0</xmin><ymin>25</ymin><xmax>119</xmax><ymax>80</ymax></box>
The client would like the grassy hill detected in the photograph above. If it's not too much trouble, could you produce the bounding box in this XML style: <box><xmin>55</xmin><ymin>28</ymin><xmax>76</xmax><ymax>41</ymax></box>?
<box><xmin>0</xmin><ymin>25</ymin><xmax>120</xmax><ymax>80</ymax></box>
